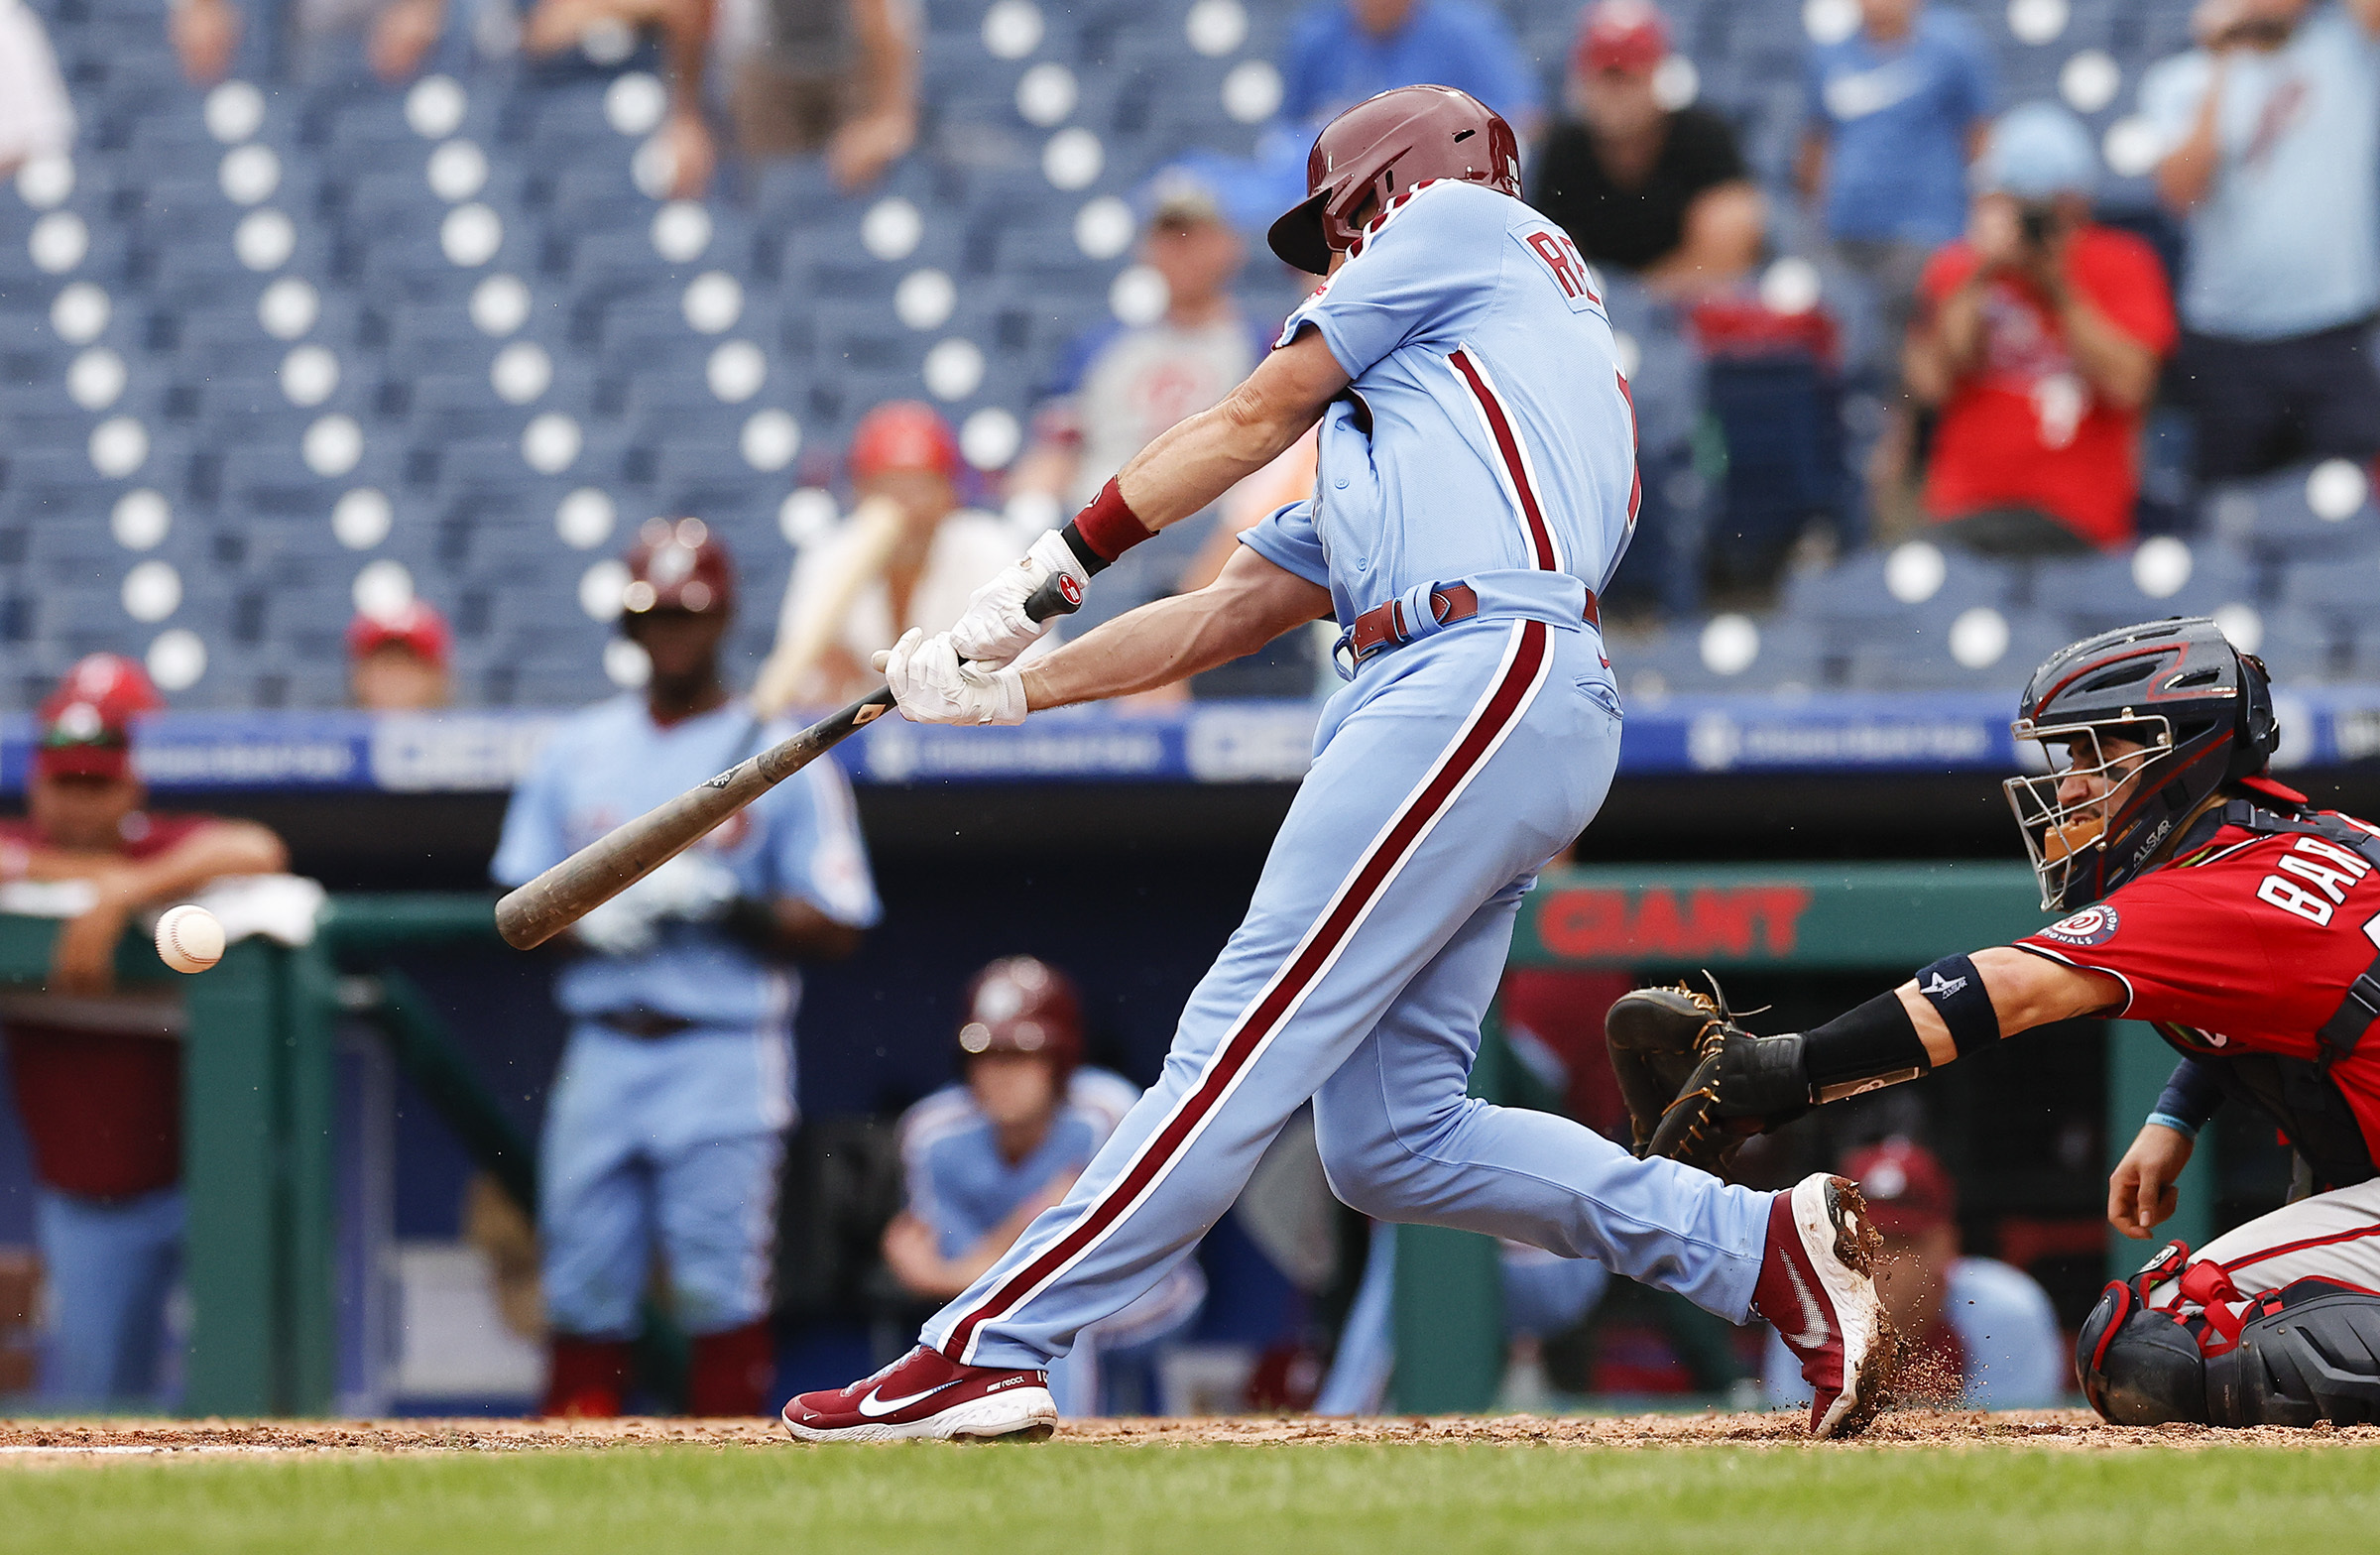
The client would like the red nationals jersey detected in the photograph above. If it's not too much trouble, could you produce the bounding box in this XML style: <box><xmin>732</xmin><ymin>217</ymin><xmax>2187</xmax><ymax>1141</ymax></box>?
<box><xmin>2013</xmin><ymin>780</ymin><xmax>2380</xmax><ymax>1153</ymax></box>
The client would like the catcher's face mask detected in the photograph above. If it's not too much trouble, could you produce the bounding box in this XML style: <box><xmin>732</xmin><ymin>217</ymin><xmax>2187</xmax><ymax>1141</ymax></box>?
<box><xmin>2003</xmin><ymin>719</ymin><xmax>2170</xmax><ymax>911</ymax></box>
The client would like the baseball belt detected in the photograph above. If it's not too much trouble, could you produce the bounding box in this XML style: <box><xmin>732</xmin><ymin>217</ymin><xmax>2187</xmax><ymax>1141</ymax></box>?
<box><xmin>1339</xmin><ymin>580</ymin><xmax>1601</xmax><ymax>673</ymax></box>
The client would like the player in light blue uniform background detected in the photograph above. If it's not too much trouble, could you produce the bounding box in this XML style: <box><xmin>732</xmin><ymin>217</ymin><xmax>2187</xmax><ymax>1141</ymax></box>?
<box><xmin>786</xmin><ymin>86</ymin><xmax>1892</xmax><ymax>1445</ymax></box>
<box><xmin>494</xmin><ymin>521</ymin><xmax>881</xmax><ymax>1417</ymax></box>
<box><xmin>881</xmin><ymin>957</ymin><xmax>1203</xmax><ymax>1416</ymax></box>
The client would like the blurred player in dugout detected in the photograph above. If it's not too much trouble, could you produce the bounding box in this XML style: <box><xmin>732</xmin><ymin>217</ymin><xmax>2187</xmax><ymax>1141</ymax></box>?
<box><xmin>494</xmin><ymin>520</ymin><xmax>881</xmax><ymax>1416</ymax></box>
<box><xmin>1</xmin><ymin>655</ymin><xmax>288</xmax><ymax>1404</ymax></box>
<box><xmin>882</xmin><ymin>957</ymin><xmax>1202</xmax><ymax>1416</ymax></box>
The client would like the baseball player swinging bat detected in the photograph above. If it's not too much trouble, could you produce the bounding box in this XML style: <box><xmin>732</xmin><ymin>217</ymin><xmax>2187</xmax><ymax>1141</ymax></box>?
<box><xmin>493</xmin><ymin>572</ymin><xmax>1080</xmax><ymax>950</ymax></box>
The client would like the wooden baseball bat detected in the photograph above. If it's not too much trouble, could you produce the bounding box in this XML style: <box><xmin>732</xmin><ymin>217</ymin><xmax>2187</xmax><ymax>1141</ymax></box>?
<box><xmin>494</xmin><ymin>572</ymin><xmax>1080</xmax><ymax>951</ymax></box>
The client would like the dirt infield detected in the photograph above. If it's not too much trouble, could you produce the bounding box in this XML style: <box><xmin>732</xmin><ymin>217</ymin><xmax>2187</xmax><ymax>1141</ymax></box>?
<box><xmin>1</xmin><ymin>1408</ymin><xmax>2374</xmax><ymax>1459</ymax></box>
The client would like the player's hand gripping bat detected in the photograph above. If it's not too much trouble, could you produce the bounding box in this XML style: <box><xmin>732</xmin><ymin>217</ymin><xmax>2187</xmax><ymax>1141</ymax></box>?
<box><xmin>494</xmin><ymin>573</ymin><xmax>1080</xmax><ymax>950</ymax></box>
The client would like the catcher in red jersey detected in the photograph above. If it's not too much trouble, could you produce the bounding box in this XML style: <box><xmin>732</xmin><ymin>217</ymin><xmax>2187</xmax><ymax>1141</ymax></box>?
<box><xmin>1614</xmin><ymin>615</ymin><xmax>2380</xmax><ymax>1428</ymax></box>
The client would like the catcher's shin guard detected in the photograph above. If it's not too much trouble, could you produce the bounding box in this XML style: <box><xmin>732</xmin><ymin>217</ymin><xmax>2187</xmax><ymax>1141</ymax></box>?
<box><xmin>2207</xmin><ymin>1279</ymin><xmax>2380</xmax><ymax>1427</ymax></box>
<box><xmin>2077</xmin><ymin>1248</ymin><xmax>2208</xmax><ymax>1426</ymax></box>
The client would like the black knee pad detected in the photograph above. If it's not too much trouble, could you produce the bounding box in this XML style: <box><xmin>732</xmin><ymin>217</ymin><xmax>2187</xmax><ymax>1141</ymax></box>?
<box><xmin>2207</xmin><ymin>1280</ymin><xmax>2380</xmax><ymax>1428</ymax></box>
<box><xmin>2077</xmin><ymin>1273</ymin><xmax>2208</xmax><ymax>1425</ymax></box>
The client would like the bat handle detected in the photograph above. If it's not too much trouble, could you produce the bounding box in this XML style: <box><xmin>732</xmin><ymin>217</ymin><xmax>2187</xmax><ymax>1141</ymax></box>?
<box><xmin>1022</xmin><ymin>570</ymin><xmax>1085</xmax><ymax>626</ymax></box>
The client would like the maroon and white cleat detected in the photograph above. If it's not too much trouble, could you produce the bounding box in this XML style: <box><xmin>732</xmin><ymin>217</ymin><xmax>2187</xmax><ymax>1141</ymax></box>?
<box><xmin>1753</xmin><ymin>1173</ymin><xmax>1895</xmax><ymax>1438</ymax></box>
<box><xmin>780</xmin><ymin>1345</ymin><xmax>1057</xmax><ymax>1444</ymax></box>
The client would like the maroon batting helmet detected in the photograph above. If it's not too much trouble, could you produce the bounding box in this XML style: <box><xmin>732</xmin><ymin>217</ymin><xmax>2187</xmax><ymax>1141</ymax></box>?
<box><xmin>1266</xmin><ymin>84</ymin><xmax>1522</xmax><ymax>275</ymax></box>
<box><xmin>956</xmin><ymin>956</ymin><xmax>1083</xmax><ymax>1079</ymax></box>
<box><xmin>622</xmin><ymin>516</ymin><xmax>735</xmax><ymax>617</ymax></box>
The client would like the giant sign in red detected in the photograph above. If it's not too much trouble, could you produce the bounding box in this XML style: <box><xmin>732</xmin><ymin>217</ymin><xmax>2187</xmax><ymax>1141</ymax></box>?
<box><xmin>1534</xmin><ymin>884</ymin><xmax>1816</xmax><ymax>962</ymax></box>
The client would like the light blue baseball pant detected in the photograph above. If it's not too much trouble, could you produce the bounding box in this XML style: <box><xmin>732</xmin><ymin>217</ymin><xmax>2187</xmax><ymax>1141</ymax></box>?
<box><xmin>927</xmin><ymin>618</ymin><xmax>1772</xmax><ymax>1370</ymax></box>
<box><xmin>37</xmin><ymin>1185</ymin><xmax>183</xmax><ymax>1405</ymax></box>
<box><xmin>540</xmin><ymin>1100</ymin><xmax>782</xmax><ymax>1340</ymax></box>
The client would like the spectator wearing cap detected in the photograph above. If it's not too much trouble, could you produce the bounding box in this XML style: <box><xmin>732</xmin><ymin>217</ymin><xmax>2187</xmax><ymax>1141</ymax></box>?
<box><xmin>764</xmin><ymin>402</ymin><xmax>1040</xmax><ymax>707</ymax></box>
<box><xmin>0</xmin><ymin>655</ymin><xmax>288</xmax><ymax>1405</ymax></box>
<box><xmin>881</xmin><ymin>956</ymin><xmax>1201</xmax><ymax>1415</ymax></box>
<box><xmin>1904</xmin><ymin>104</ymin><xmax>2177</xmax><ymax>555</ymax></box>
<box><xmin>1528</xmin><ymin>1</ymin><xmax>1762</xmax><ymax>299</ymax></box>
<box><xmin>1277</xmin><ymin>0</ymin><xmax>1542</xmax><ymax>138</ymax></box>
<box><xmin>1012</xmin><ymin>178</ymin><xmax>1276</xmax><ymax>638</ymax></box>
<box><xmin>493</xmin><ymin>520</ymin><xmax>879</xmax><ymax>1418</ymax></box>
<box><xmin>2143</xmin><ymin>0</ymin><xmax>2380</xmax><ymax>482</ymax></box>
<box><xmin>347</xmin><ymin>600</ymin><xmax>453</xmax><ymax>712</ymax></box>
<box><xmin>1763</xmin><ymin>1139</ymin><xmax>2064</xmax><ymax>1411</ymax></box>
<box><xmin>1800</xmin><ymin>0</ymin><xmax>1998</xmax><ymax>371</ymax></box>
<box><xmin>524</xmin><ymin>0</ymin><xmax>916</xmax><ymax>200</ymax></box>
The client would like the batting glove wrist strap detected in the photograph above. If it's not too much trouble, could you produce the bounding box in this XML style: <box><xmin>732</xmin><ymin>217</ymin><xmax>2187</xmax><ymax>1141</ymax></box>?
<box><xmin>1062</xmin><ymin>477</ymin><xmax>1153</xmax><ymax>572</ymax></box>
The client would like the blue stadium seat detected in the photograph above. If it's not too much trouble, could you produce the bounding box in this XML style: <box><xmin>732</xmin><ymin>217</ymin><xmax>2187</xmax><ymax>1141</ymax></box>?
<box><xmin>2029</xmin><ymin>539</ymin><xmax>2260</xmax><ymax>635</ymax></box>
<box><xmin>2203</xmin><ymin>463</ymin><xmax>2380</xmax><ymax>559</ymax></box>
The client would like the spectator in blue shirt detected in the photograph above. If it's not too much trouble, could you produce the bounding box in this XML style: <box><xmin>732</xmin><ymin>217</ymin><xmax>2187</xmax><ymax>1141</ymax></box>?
<box><xmin>1279</xmin><ymin>0</ymin><xmax>1543</xmax><ymax>139</ymax></box>
<box><xmin>2143</xmin><ymin>0</ymin><xmax>2380</xmax><ymax>481</ymax></box>
<box><xmin>1801</xmin><ymin>0</ymin><xmax>1997</xmax><ymax>518</ymax></box>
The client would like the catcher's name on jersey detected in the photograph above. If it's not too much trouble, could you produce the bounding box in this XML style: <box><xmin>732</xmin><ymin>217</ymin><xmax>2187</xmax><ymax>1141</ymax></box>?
<box><xmin>2014</xmin><ymin>793</ymin><xmax>2380</xmax><ymax>1136</ymax></box>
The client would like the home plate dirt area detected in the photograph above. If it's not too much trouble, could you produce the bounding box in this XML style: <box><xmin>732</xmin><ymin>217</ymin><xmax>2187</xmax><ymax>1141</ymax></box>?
<box><xmin>2</xmin><ymin>1409</ymin><xmax>2374</xmax><ymax>1458</ymax></box>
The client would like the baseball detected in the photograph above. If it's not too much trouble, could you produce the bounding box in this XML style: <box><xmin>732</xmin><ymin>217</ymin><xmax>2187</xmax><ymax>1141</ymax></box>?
<box><xmin>155</xmin><ymin>904</ymin><xmax>226</xmax><ymax>974</ymax></box>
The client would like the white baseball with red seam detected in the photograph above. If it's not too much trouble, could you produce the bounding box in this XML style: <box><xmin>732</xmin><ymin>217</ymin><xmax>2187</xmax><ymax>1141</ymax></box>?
<box><xmin>155</xmin><ymin>904</ymin><xmax>225</xmax><ymax>974</ymax></box>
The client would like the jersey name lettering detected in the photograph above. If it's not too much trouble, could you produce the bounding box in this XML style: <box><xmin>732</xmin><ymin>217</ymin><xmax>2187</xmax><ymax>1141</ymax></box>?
<box><xmin>2255</xmin><ymin>835</ymin><xmax>2375</xmax><ymax>925</ymax></box>
<box><xmin>1524</xmin><ymin>230</ymin><xmax>1598</xmax><ymax>307</ymax></box>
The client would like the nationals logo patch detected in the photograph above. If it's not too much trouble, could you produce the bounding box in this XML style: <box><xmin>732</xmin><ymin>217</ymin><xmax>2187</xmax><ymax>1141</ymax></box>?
<box><xmin>2038</xmin><ymin>903</ymin><xmax>2120</xmax><ymax>946</ymax></box>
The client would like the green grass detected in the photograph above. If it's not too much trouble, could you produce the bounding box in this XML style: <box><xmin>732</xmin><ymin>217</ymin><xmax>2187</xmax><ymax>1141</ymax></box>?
<box><xmin>8</xmin><ymin>1442</ymin><xmax>2377</xmax><ymax>1555</ymax></box>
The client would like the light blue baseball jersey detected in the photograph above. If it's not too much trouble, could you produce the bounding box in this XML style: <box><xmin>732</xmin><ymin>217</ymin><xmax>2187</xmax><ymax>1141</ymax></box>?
<box><xmin>1241</xmin><ymin>178</ymin><xmax>1642</xmax><ymax>618</ymax></box>
<box><xmin>491</xmin><ymin>695</ymin><xmax>882</xmax><ymax>1030</ymax></box>
<box><xmin>899</xmin><ymin>1068</ymin><xmax>1142</xmax><ymax>1259</ymax></box>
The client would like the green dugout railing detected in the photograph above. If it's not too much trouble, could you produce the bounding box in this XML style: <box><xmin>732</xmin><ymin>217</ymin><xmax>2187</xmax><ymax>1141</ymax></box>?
<box><xmin>0</xmin><ymin>867</ymin><xmax>2207</xmax><ymax>1415</ymax></box>
<box><xmin>1389</xmin><ymin>862</ymin><xmax>2210</xmax><ymax>1412</ymax></box>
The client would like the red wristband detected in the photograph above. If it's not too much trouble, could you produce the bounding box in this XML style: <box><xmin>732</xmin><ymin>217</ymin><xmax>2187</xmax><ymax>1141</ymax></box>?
<box><xmin>1071</xmin><ymin>477</ymin><xmax>1154</xmax><ymax>564</ymax></box>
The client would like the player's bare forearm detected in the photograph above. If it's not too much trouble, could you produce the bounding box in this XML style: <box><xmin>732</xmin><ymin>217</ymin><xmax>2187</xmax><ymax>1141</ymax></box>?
<box><xmin>1111</xmin><ymin>331</ymin><xmax>1349</xmax><ymax>530</ymax></box>
<box><xmin>1895</xmin><ymin>945</ymin><xmax>2124</xmax><ymax>1067</ymax></box>
<box><xmin>1019</xmin><ymin>547</ymin><xmax>1331</xmax><ymax>710</ymax></box>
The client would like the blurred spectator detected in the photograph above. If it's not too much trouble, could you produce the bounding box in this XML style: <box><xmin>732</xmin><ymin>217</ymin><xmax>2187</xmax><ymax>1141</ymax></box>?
<box><xmin>1764</xmin><ymin>1139</ymin><xmax>2063</xmax><ymax>1409</ymax></box>
<box><xmin>522</xmin><ymin>0</ymin><xmax>722</xmax><ymax>199</ymax></box>
<box><xmin>1278</xmin><ymin>0</ymin><xmax>1542</xmax><ymax>138</ymax></box>
<box><xmin>0</xmin><ymin>0</ymin><xmax>73</xmax><ymax>174</ymax></box>
<box><xmin>346</xmin><ymin>601</ymin><xmax>453</xmax><ymax>711</ymax></box>
<box><xmin>1800</xmin><ymin>0</ymin><xmax>1998</xmax><ymax>360</ymax></box>
<box><xmin>528</xmin><ymin>0</ymin><xmax>917</xmax><ymax>198</ymax></box>
<box><xmin>881</xmin><ymin>957</ymin><xmax>1201</xmax><ymax>1416</ymax></box>
<box><xmin>1</xmin><ymin>656</ymin><xmax>289</xmax><ymax>1405</ymax></box>
<box><xmin>2143</xmin><ymin>0</ymin><xmax>2380</xmax><ymax>481</ymax></box>
<box><xmin>762</xmin><ymin>402</ymin><xmax>1031</xmax><ymax>708</ymax></box>
<box><xmin>172</xmin><ymin>0</ymin><xmax>448</xmax><ymax>84</ymax></box>
<box><xmin>492</xmin><ymin>522</ymin><xmax>879</xmax><ymax>1417</ymax></box>
<box><xmin>1527</xmin><ymin>1</ymin><xmax>1762</xmax><ymax>299</ymax></box>
<box><xmin>1012</xmin><ymin>177</ymin><xmax>1271</xmax><ymax>633</ymax></box>
<box><xmin>1904</xmin><ymin>104</ymin><xmax>2175</xmax><ymax>555</ymax></box>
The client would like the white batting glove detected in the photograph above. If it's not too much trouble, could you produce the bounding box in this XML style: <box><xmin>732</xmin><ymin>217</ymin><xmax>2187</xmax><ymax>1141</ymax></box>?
<box><xmin>876</xmin><ymin>628</ymin><xmax>1028</xmax><ymax>726</ymax></box>
<box><xmin>572</xmin><ymin>851</ymin><xmax>737</xmax><ymax>958</ymax></box>
<box><xmin>947</xmin><ymin>530</ymin><xmax>1087</xmax><ymax>668</ymax></box>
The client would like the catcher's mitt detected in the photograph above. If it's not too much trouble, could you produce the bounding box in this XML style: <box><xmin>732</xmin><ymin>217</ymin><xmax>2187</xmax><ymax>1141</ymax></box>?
<box><xmin>1605</xmin><ymin>978</ymin><xmax>1810</xmax><ymax>1172</ymax></box>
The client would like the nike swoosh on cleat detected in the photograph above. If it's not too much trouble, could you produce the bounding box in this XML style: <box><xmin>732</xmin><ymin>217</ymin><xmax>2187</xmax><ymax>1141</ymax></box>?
<box><xmin>856</xmin><ymin>1377</ymin><xmax>967</xmax><ymax>1418</ymax></box>
<box><xmin>1783</xmin><ymin>1259</ymin><xmax>1831</xmax><ymax>1351</ymax></box>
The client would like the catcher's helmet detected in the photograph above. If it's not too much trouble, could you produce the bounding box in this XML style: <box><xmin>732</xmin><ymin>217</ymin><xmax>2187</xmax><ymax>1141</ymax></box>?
<box><xmin>622</xmin><ymin>516</ymin><xmax>735</xmax><ymax>617</ymax></box>
<box><xmin>1266</xmin><ymin>84</ymin><xmax>1521</xmax><ymax>274</ymax></box>
<box><xmin>956</xmin><ymin>956</ymin><xmax>1083</xmax><ymax>1079</ymax></box>
<box><xmin>2004</xmin><ymin>617</ymin><xmax>2279</xmax><ymax>911</ymax></box>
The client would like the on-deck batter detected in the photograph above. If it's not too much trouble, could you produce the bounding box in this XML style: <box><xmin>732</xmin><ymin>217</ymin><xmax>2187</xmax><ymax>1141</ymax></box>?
<box><xmin>779</xmin><ymin>85</ymin><xmax>1893</xmax><ymax>1444</ymax></box>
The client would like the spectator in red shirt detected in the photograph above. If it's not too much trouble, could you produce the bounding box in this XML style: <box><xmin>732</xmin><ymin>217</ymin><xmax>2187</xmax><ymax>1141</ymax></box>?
<box><xmin>1904</xmin><ymin>103</ymin><xmax>2177</xmax><ymax>554</ymax></box>
<box><xmin>1</xmin><ymin>655</ymin><xmax>288</xmax><ymax>1404</ymax></box>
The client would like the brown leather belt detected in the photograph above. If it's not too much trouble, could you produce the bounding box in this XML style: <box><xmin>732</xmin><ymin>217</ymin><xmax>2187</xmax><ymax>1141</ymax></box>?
<box><xmin>1344</xmin><ymin>582</ymin><xmax>1600</xmax><ymax>670</ymax></box>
